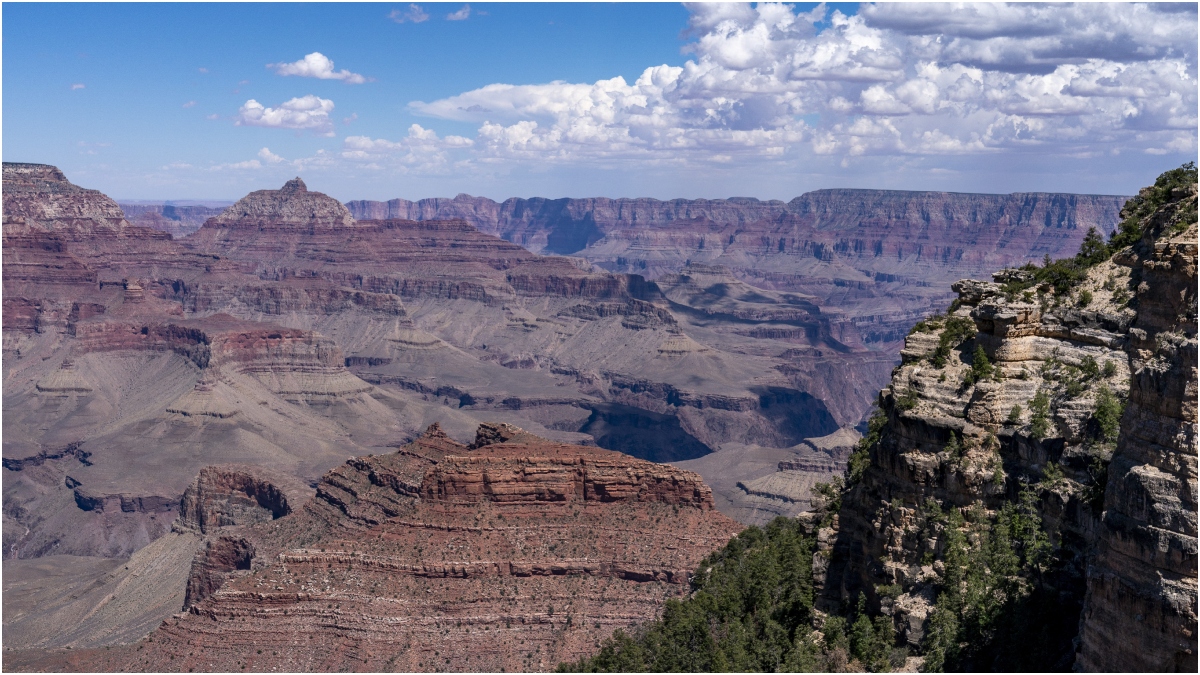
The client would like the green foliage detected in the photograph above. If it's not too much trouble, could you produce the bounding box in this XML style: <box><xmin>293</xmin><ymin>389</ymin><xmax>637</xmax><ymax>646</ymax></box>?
<box><xmin>1075</xmin><ymin>228</ymin><xmax>1110</xmax><ymax>266</ymax></box>
<box><xmin>850</xmin><ymin>594</ymin><xmax>899</xmax><ymax>672</ymax></box>
<box><xmin>848</xmin><ymin>408</ymin><xmax>887</xmax><ymax>485</ymax></box>
<box><xmin>896</xmin><ymin>388</ymin><xmax>919</xmax><ymax>411</ymax></box>
<box><xmin>997</xmin><ymin>164</ymin><xmax>1196</xmax><ymax>302</ymax></box>
<box><xmin>1041</xmin><ymin>461</ymin><xmax>1064</xmax><ymax>487</ymax></box>
<box><xmin>813</xmin><ymin>477</ymin><xmax>844</xmax><ymax>528</ymax></box>
<box><xmin>1102</xmin><ymin>360</ymin><xmax>1118</xmax><ymax>378</ymax></box>
<box><xmin>909</xmin><ymin>313</ymin><xmax>944</xmax><ymax>335</ymax></box>
<box><xmin>921</xmin><ymin>490</ymin><xmax>1064</xmax><ymax>672</ymax></box>
<box><xmin>1083</xmin><ymin>454</ymin><xmax>1111</xmax><ymax>514</ymax></box>
<box><xmin>1079</xmin><ymin>355</ymin><xmax>1100</xmax><ymax>380</ymax></box>
<box><xmin>943</xmin><ymin>432</ymin><xmax>961</xmax><ymax>458</ymax></box>
<box><xmin>560</xmin><ymin>518</ymin><xmax>835</xmax><ymax>673</ymax></box>
<box><xmin>962</xmin><ymin>344</ymin><xmax>995</xmax><ymax>387</ymax></box>
<box><xmin>931</xmin><ymin>317</ymin><xmax>977</xmax><ymax>368</ymax></box>
<box><xmin>1092</xmin><ymin>385</ymin><xmax>1123</xmax><ymax>443</ymax></box>
<box><xmin>1007</xmin><ymin>404</ymin><xmax>1022</xmax><ymax>424</ymax></box>
<box><xmin>1029</xmin><ymin>390</ymin><xmax>1051</xmax><ymax>440</ymax></box>
<box><xmin>1110</xmin><ymin>161</ymin><xmax>1197</xmax><ymax>249</ymax></box>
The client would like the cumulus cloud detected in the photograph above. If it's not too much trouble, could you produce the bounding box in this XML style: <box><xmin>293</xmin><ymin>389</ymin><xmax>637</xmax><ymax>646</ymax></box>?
<box><xmin>258</xmin><ymin>147</ymin><xmax>285</xmax><ymax>164</ymax></box>
<box><xmin>236</xmin><ymin>95</ymin><xmax>336</xmax><ymax>136</ymax></box>
<box><xmin>269</xmin><ymin>52</ymin><xmax>368</xmax><ymax>84</ymax></box>
<box><xmin>447</xmin><ymin>5</ymin><xmax>470</xmax><ymax>21</ymax></box>
<box><xmin>71</xmin><ymin>83</ymin><xmax>85</xmax><ymax>90</ymax></box>
<box><xmin>341</xmin><ymin>124</ymin><xmax>473</xmax><ymax>173</ymax></box>
<box><xmin>406</xmin><ymin>2</ymin><xmax>1195</xmax><ymax>171</ymax></box>
<box><xmin>389</xmin><ymin>4</ymin><xmax>428</xmax><ymax>24</ymax></box>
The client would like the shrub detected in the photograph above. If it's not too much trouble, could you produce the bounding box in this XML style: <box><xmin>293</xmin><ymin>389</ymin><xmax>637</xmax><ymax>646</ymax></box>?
<box><xmin>970</xmin><ymin>344</ymin><xmax>994</xmax><ymax>382</ymax></box>
<box><xmin>1080</xmin><ymin>355</ymin><xmax>1100</xmax><ymax>380</ymax></box>
<box><xmin>848</xmin><ymin>408</ymin><xmax>887</xmax><ymax>485</ymax></box>
<box><xmin>1102</xmin><ymin>360</ymin><xmax>1118</xmax><ymax>378</ymax></box>
<box><xmin>1007</xmin><ymin>405</ymin><xmax>1022</xmax><ymax>424</ymax></box>
<box><xmin>1092</xmin><ymin>385</ymin><xmax>1123</xmax><ymax>443</ymax></box>
<box><xmin>1077</xmin><ymin>289</ymin><xmax>1093</xmax><ymax>307</ymax></box>
<box><xmin>931</xmin><ymin>316</ymin><xmax>977</xmax><ymax>368</ymax></box>
<box><xmin>1029</xmin><ymin>391</ymin><xmax>1051</xmax><ymax>440</ymax></box>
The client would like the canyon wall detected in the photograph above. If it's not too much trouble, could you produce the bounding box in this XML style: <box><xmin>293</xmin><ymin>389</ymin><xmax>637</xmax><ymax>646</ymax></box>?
<box><xmin>348</xmin><ymin>190</ymin><xmax>1128</xmax><ymax>351</ymax></box>
<box><xmin>1076</xmin><ymin>201</ymin><xmax>1198</xmax><ymax>671</ymax></box>
<box><xmin>817</xmin><ymin>169</ymin><xmax>1196</xmax><ymax>671</ymax></box>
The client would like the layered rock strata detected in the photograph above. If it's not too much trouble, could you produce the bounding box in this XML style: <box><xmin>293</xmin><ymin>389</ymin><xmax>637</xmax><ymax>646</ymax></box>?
<box><xmin>1077</xmin><ymin>214</ymin><xmax>1198</xmax><ymax>669</ymax></box>
<box><xmin>817</xmin><ymin>173</ymin><xmax>1197</xmax><ymax>671</ymax></box>
<box><xmin>18</xmin><ymin>424</ymin><xmax>741</xmax><ymax>672</ymax></box>
<box><xmin>347</xmin><ymin>190</ymin><xmax>1128</xmax><ymax>352</ymax></box>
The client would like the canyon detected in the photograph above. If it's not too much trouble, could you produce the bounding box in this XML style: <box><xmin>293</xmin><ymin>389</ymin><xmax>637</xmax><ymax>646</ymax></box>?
<box><xmin>3</xmin><ymin>161</ymin><xmax>1149</xmax><ymax>670</ymax></box>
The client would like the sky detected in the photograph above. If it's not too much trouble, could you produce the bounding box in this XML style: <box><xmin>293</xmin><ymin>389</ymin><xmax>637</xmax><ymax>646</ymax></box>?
<box><xmin>2</xmin><ymin>2</ymin><xmax>1197</xmax><ymax>202</ymax></box>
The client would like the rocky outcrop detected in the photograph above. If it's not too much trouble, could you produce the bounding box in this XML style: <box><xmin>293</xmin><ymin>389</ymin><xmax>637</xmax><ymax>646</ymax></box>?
<box><xmin>202</xmin><ymin>178</ymin><xmax>353</xmax><ymax>229</ymax></box>
<box><xmin>177</xmin><ymin>465</ymin><xmax>311</xmax><ymax>534</ymax></box>
<box><xmin>816</xmin><ymin>170</ymin><xmax>1196</xmax><ymax>671</ymax></box>
<box><xmin>1077</xmin><ymin>203</ymin><xmax>1198</xmax><ymax>669</ymax></box>
<box><xmin>2</xmin><ymin>163</ymin><xmax>130</xmax><ymax>233</ymax></box>
<box><xmin>41</xmin><ymin>424</ymin><xmax>741</xmax><ymax>672</ymax></box>
<box><xmin>182</xmin><ymin>535</ymin><xmax>255</xmax><ymax>609</ymax></box>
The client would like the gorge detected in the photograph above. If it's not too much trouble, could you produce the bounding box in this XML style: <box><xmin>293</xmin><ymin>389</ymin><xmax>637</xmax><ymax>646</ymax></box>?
<box><xmin>5</xmin><ymin>161</ymin><xmax>1187</xmax><ymax>673</ymax></box>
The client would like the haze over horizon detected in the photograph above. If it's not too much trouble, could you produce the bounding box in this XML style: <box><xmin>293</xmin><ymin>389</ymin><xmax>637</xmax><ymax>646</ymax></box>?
<box><xmin>3</xmin><ymin>2</ymin><xmax>1196</xmax><ymax>202</ymax></box>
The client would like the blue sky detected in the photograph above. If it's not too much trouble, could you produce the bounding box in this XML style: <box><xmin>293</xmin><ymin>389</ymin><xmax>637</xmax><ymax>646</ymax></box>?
<box><xmin>3</xmin><ymin>2</ymin><xmax>1196</xmax><ymax>201</ymax></box>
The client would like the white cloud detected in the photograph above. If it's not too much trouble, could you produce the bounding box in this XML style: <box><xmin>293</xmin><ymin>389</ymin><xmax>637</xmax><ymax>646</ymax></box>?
<box><xmin>236</xmin><ymin>95</ymin><xmax>336</xmax><ymax>136</ymax></box>
<box><xmin>71</xmin><ymin>83</ymin><xmax>85</xmax><ymax>90</ymax></box>
<box><xmin>404</xmin><ymin>2</ymin><xmax>1195</xmax><ymax>171</ymax></box>
<box><xmin>389</xmin><ymin>4</ymin><xmax>428</xmax><ymax>24</ymax></box>
<box><xmin>182</xmin><ymin>100</ymin><xmax>197</xmax><ymax>108</ymax></box>
<box><xmin>258</xmin><ymin>147</ymin><xmax>285</xmax><ymax>164</ymax></box>
<box><xmin>340</xmin><ymin>124</ymin><xmax>473</xmax><ymax>173</ymax></box>
<box><xmin>210</xmin><ymin>159</ymin><xmax>262</xmax><ymax>171</ymax></box>
<box><xmin>206</xmin><ymin>113</ymin><xmax>220</xmax><ymax>120</ymax></box>
<box><xmin>447</xmin><ymin>4</ymin><xmax>470</xmax><ymax>21</ymax></box>
<box><xmin>268</xmin><ymin>52</ymin><xmax>368</xmax><ymax>84</ymax></box>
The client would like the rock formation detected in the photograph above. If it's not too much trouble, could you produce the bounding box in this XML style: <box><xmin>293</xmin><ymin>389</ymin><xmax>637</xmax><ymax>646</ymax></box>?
<box><xmin>814</xmin><ymin>167</ymin><xmax>1196</xmax><ymax>671</ymax></box>
<box><xmin>347</xmin><ymin>190</ymin><xmax>1128</xmax><ymax>351</ymax></box>
<box><xmin>1076</xmin><ymin>192</ymin><xmax>1198</xmax><ymax>671</ymax></box>
<box><xmin>203</xmin><ymin>177</ymin><xmax>354</xmax><ymax>229</ymax></box>
<box><xmin>3</xmin><ymin>164</ymin><xmax>1140</xmax><ymax>671</ymax></box>
<box><xmin>8</xmin><ymin>424</ymin><xmax>741</xmax><ymax>672</ymax></box>
<box><xmin>2</xmin><ymin>162</ymin><xmax>130</xmax><ymax>233</ymax></box>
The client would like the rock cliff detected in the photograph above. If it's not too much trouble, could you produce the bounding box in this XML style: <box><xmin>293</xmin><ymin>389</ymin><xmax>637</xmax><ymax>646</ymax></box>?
<box><xmin>816</xmin><ymin>166</ymin><xmax>1196</xmax><ymax>671</ymax></box>
<box><xmin>347</xmin><ymin>190</ymin><xmax>1128</xmax><ymax>353</ymax></box>
<box><xmin>1076</xmin><ymin>187</ymin><xmax>1198</xmax><ymax>671</ymax></box>
<box><xmin>13</xmin><ymin>424</ymin><xmax>741</xmax><ymax>672</ymax></box>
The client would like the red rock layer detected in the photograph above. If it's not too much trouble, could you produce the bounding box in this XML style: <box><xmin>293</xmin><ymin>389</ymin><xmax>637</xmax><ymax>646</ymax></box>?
<box><xmin>57</xmin><ymin>424</ymin><xmax>741</xmax><ymax>673</ymax></box>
